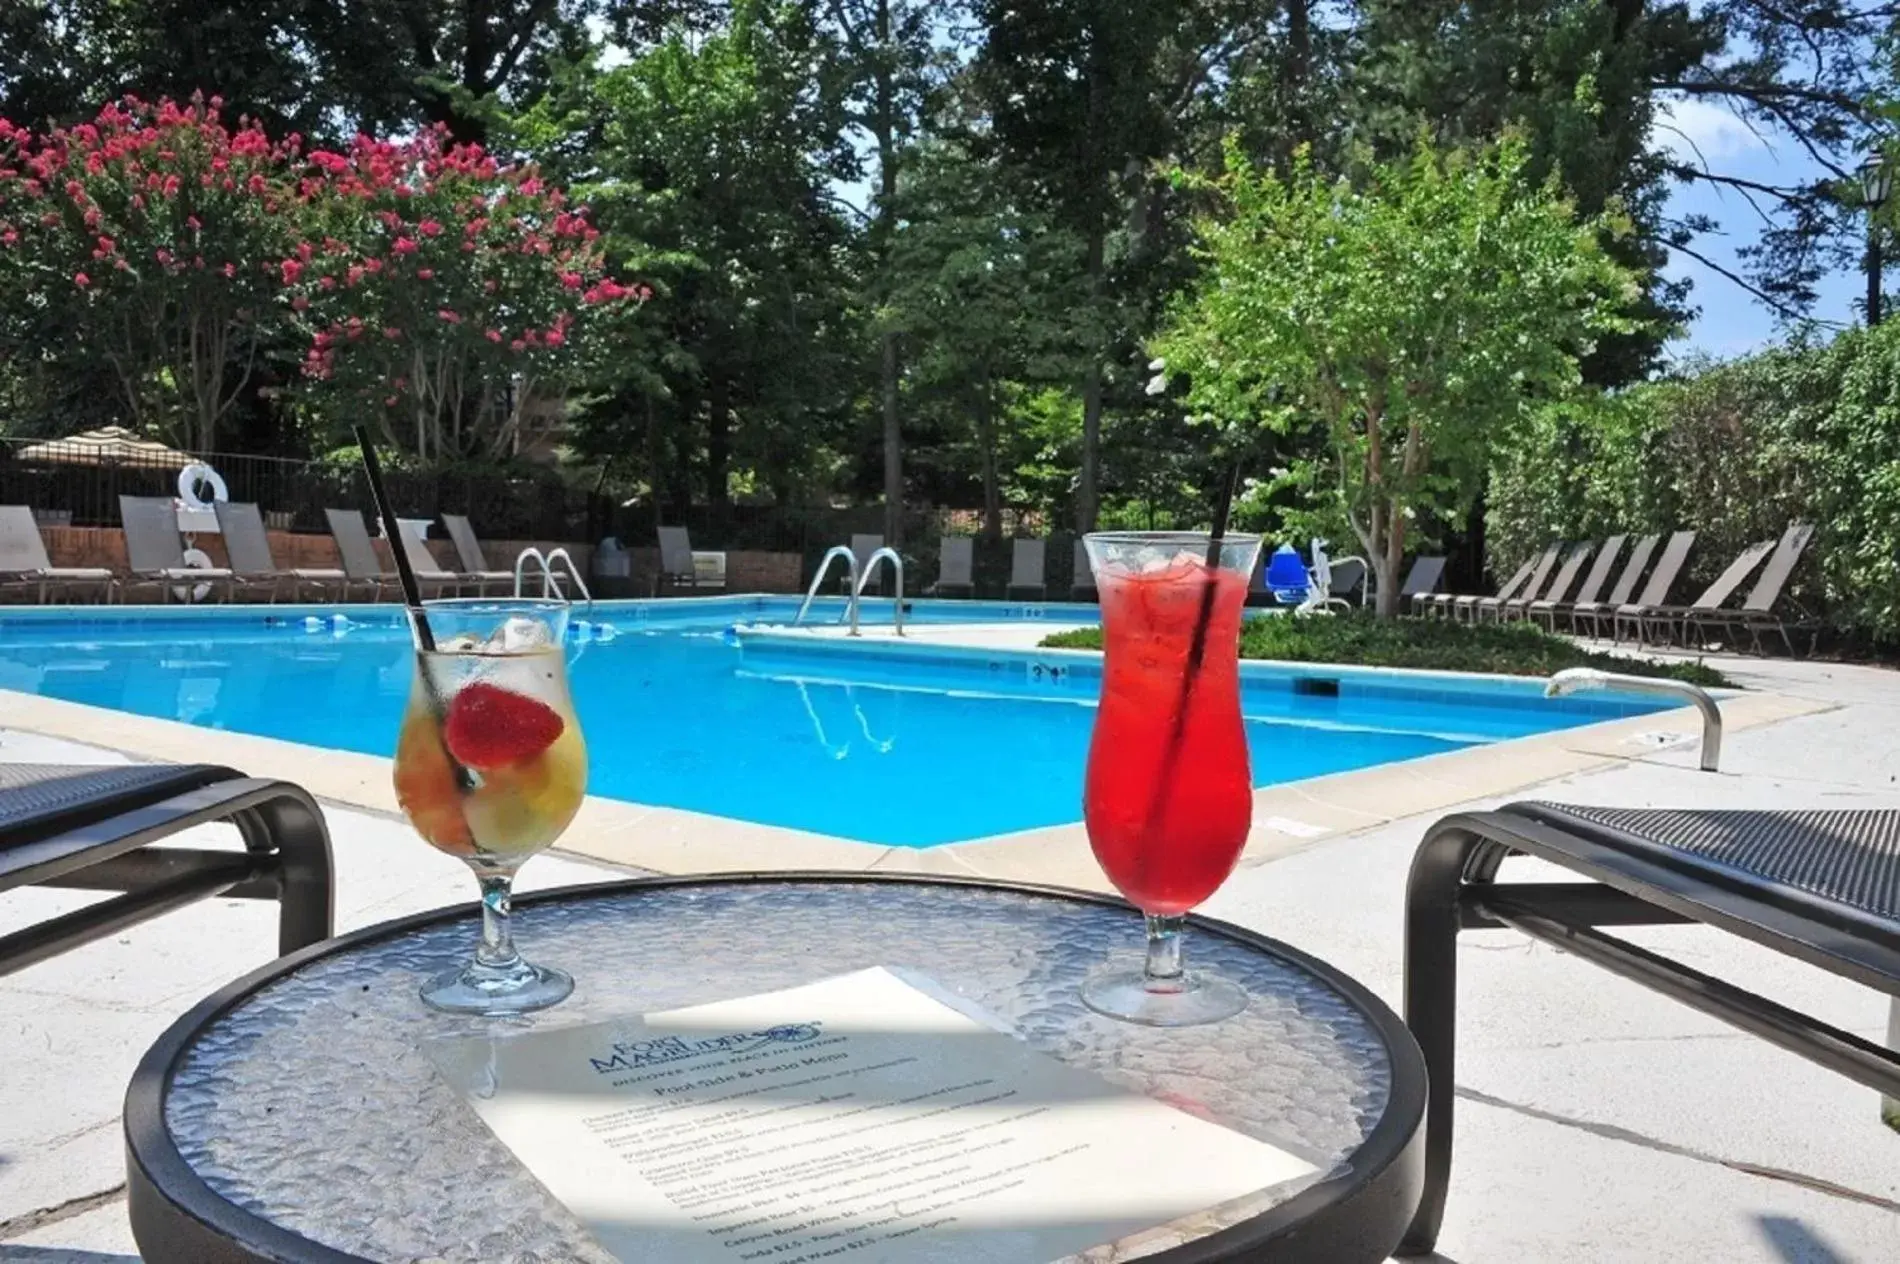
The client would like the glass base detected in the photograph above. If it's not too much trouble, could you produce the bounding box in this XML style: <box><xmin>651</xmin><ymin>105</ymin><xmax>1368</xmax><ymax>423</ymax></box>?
<box><xmin>420</xmin><ymin>957</ymin><xmax>573</xmax><ymax>1016</ymax></box>
<box><xmin>1081</xmin><ymin>966</ymin><xmax>1247</xmax><ymax>1027</ymax></box>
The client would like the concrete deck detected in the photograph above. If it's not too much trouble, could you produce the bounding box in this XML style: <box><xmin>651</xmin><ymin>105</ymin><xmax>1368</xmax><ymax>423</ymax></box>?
<box><xmin>2</xmin><ymin>627</ymin><xmax>1896</xmax><ymax>1261</ymax></box>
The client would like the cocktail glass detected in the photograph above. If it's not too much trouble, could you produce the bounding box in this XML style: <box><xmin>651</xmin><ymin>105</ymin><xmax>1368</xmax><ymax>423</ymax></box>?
<box><xmin>392</xmin><ymin>598</ymin><xmax>587</xmax><ymax>1015</ymax></box>
<box><xmin>1080</xmin><ymin>531</ymin><xmax>1264</xmax><ymax>1026</ymax></box>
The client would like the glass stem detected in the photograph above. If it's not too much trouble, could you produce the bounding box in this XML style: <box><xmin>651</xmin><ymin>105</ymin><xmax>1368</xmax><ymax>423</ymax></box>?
<box><xmin>475</xmin><ymin>871</ymin><xmax>523</xmax><ymax>970</ymax></box>
<box><xmin>1143</xmin><ymin>914</ymin><xmax>1187</xmax><ymax>992</ymax></box>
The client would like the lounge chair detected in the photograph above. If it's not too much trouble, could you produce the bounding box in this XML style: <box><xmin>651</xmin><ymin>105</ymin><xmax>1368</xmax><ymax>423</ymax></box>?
<box><xmin>325</xmin><ymin>508</ymin><xmax>401</xmax><ymax>601</ymax></box>
<box><xmin>1467</xmin><ymin>543</ymin><xmax>1561</xmax><ymax>623</ymax></box>
<box><xmin>1619</xmin><ymin>536</ymin><xmax>1774</xmax><ymax>646</ymax></box>
<box><xmin>1425</xmin><ymin>552</ymin><xmax>1536</xmax><ymax>621</ymax></box>
<box><xmin>395</xmin><ymin>521</ymin><xmax>485</xmax><ymax>596</ymax></box>
<box><xmin>850</xmin><ymin>533</ymin><xmax>885</xmax><ymax>594</ymax></box>
<box><xmin>1597</xmin><ymin>529</ymin><xmax>1695</xmax><ymax>641</ymax></box>
<box><xmin>1529</xmin><ymin>534</ymin><xmax>1623</xmax><ymax>631</ymax></box>
<box><xmin>1500</xmin><ymin>541</ymin><xmax>1590</xmax><ymax>622</ymax></box>
<box><xmin>928</xmin><ymin>537</ymin><xmax>975</xmax><ymax>598</ymax></box>
<box><xmin>1397</xmin><ymin>556</ymin><xmax>1447</xmax><ymax>615</ymax></box>
<box><xmin>1688</xmin><ymin>522</ymin><xmax>1816</xmax><ymax>655</ymax></box>
<box><xmin>1071</xmin><ymin>539</ymin><xmax>1098</xmax><ymax>602</ymax></box>
<box><xmin>655</xmin><ymin>526</ymin><xmax>723</xmax><ymax>595</ymax></box>
<box><xmin>1006</xmin><ymin>538</ymin><xmax>1047</xmax><ymax>601</ymax></box>
<box><xmin>1397</xmin><ymin>801</ymin><xmax>1900</xmax><ymax>1256</ymax></box>
<box><xmin>0</xmin><ymin>761</ymin><xmax>333</xmax><ymax>977</ymax></box>
<box><xmin>119</xmin><ymin>495</ymin><xmax>237</xmax><ymax>604</ymax></box>
<box><xmin>1567</xmin><ymin>532</ymin><xmax>1659</xmax><ymax>638</ymax></box>
<box><xmin>214</xmin><ymin>502</ymin><xmax>347</xmax><ymax>603</ymax></box>
<box><xmin>440</xmin><ymin>514</ymin><xmax>516</xmax><ymax>594</ymax></box>
<box><xmin>0</xmin><ymin>504</ymin><xmax>116</xmax><ymax>603</ymax></box>
<box><xmin>1330</xmin><ymin>557</ymin><xmax>1367</xmax><ymax>606</ymax></box>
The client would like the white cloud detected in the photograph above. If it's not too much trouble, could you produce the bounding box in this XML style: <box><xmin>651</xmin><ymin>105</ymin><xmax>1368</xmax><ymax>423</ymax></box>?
<box><xmin>1654</xmin><ymin>97</ymin><xmax>1776</xmax><ymax>164</ymax></box>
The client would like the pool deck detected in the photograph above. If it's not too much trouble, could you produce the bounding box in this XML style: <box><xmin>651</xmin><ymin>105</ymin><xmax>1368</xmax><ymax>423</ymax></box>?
<box><xmin>2</xmin><ymin>619</ymin><xmax>1897</xmax><ymax>1260</ymax></box>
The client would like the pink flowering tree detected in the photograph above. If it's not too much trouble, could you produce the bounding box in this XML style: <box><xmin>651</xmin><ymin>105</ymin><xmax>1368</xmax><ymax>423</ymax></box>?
<box><xmin>0</xmin><ymin>94</ymin><xmax>294</xmax><ymax>450</ymax></box>
<box><xmin>287</xmin><ymin>127</ymin><xmax>648</xmax><ymax>461</ymax></box>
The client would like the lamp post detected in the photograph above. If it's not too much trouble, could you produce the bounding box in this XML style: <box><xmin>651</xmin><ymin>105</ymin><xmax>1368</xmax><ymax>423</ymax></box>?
<box><xmin>1861</xmin><ymin>154</ymin><xmax>1891</xmax><ymax>326</ymax></box>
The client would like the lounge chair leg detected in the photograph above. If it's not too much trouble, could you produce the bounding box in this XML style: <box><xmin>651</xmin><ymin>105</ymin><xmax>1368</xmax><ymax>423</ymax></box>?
<box><xmin>1398</xmin><ymin>820</ymin><xmax>1493</xmax><ymax>1256</ymax></box>
<box><xmin>234</xmin><ymin>789</ymin><xmax>335</xmax><ymax>954</ymax></box>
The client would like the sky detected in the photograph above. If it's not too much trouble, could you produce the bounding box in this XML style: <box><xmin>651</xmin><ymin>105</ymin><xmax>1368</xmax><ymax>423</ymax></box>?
<box><xmin>1655</xmin><ymin>95</ymin><xmax>1869</xmax><ymax>363</ymax></box>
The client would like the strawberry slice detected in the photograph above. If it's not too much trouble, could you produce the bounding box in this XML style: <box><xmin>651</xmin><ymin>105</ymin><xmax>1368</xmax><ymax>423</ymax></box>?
<box><xmin>443</xmin><ymin>681</ymin><xmax>565</xmax><ymax>769</ymax></box>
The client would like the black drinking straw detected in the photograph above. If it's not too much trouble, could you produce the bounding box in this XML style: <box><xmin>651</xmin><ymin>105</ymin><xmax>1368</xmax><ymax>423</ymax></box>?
<box><xmin>1140</xmin><ymin>460</ymin><xmax>1243</xmax><ymax>843</ymax></box>
<box><xmin>354</xmin><ymin>425</ymin><xmax>436</xmax><ymax>653</ymax></box>
<box><xmin>356</xmin><ymin>427</ymin><xmax>473</xmax><ymax>793</ymax></box>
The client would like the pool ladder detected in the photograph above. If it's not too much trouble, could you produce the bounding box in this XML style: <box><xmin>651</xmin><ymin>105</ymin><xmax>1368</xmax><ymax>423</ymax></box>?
<box><xmin>513</xmin><ymin>547</ymin><xmax>593</xmax><ymax>612</ymax></box>
<box><xmin>792</xmin><ymin>545</ymin><xmax>905</xmax><ymax>636</ymax></box>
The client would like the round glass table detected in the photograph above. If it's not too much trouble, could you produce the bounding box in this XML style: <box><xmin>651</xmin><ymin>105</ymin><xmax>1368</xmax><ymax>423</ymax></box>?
<box><xmin>126</xmin><ymin>875</ymin><xmax>1424</xmax><ymax>1263</ymax></box>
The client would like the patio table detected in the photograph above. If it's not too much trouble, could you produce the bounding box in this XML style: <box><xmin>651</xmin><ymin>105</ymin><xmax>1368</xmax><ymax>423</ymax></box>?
<box><xmin>125</xmin><ymin>874</ymin><xmax>1425</xmax><ymax>1263</ymax></box>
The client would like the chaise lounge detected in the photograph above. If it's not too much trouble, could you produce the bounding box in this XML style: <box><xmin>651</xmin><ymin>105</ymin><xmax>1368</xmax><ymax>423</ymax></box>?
<box><xmin>1397</xmin><ymin>800</ymin><xmax>1900</xmax><ymax>1255</ymax></box>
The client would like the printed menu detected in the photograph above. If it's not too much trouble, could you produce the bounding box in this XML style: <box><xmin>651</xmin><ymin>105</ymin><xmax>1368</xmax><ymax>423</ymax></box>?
<box><xmin>426</xmin><ymin>967</ymin><xmax>1314</xmax><ymax>1264</ymax></box>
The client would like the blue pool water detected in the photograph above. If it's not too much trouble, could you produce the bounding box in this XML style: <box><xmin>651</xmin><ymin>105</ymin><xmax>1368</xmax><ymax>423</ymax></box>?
<box><xmin>0</xmin><ymin>597</ymin><xmax>1673</xmax><ymax>846</ymax></box>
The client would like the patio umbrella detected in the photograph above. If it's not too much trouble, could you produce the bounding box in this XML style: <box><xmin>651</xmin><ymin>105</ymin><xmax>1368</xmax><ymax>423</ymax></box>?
<box><xmin>14</xmin><ymin>426</ymin><xmax>194</xmax><ymax>468</ymax></box>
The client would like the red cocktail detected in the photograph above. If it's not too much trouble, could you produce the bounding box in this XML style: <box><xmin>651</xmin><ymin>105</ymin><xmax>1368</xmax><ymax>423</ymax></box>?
<box><xmin>1081</xmin><ymin>531</ymin><xmax>1263</xmax><ymax>1025</ymax></box>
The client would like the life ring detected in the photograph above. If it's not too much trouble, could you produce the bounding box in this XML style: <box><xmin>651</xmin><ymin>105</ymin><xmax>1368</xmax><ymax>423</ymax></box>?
<box><xmin>177</xmin><ymin>462</ymin><xmax>229</xmax><ymax>509</ymax></box>
<box><xmin>173</xmin><ymin>546</ymin><xmax>216</xmax><ymax>603</ymax></box>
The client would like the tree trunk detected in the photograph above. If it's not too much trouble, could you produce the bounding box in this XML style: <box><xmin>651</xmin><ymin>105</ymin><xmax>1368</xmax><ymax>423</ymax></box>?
<box><xmin>1078</xmin><ymin>227</ymin><xmax>1106</xmax><ymax>532</ymax></box>
<box><xmin>1377</xmin><ymin>507</ymin><xmax>1406</xmax><ymax>618</ymax></box>
<box><xmin>644</xmin><ymin>391</ymin><xmax>663</xmax><ymax>536</ymax></box>
<box><xmin>977</xmin><ymin>379</ymin><xmax>1001</xmax><ymax>542</ymax></box>
<box><xmin>882</xmin><ymin>332</ymin><xmax>902</xmax><ymax>544</ymax></box>
<box><xmin>874</xmin><ymin>0</ymin><xmax>903</xmax><ymax>547</ymax></box>
<box><xmin>707</xmin><ymin>375</ymin><xmax>732</xmax><ymax>508</ymax></box>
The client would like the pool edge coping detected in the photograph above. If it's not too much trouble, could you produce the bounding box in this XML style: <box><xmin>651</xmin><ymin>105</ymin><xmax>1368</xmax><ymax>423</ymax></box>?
<box><xmin>0</xmin><ymin>683</ymin><xmax>1831</xmax><ymax>893</ymax></box>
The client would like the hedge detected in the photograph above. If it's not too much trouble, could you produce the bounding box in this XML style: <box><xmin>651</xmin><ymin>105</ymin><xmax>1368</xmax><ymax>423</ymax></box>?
<box><xmin>1486</xmin><ymin>322</ymin><xmax>1900</xmax><ymax>645</ymax></box>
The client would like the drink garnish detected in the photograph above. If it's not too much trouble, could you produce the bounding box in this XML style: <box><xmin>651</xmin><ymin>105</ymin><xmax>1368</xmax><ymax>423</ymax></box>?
<box><xmin>444</xmin><ymin>681</ymin><xmax>565</xmax><ymax>769</ymax></box>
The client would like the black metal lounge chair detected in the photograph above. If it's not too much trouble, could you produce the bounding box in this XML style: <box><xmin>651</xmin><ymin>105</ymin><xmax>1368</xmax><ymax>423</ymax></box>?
<box><xmin>1624</xmin><ymin>536</ymin><xmax>1776</xmax><ymax>646</ymax></box>
<box><xmin>1426</xmin><ymin>552</ymin><xmax>1537</xmax><ymax>621</ymax></box>
<box><xmin>1468</xmin><ymin>543</ymin><xmax>1561</xmax><ymax>624</ymax></box>
<box><xmin>1689</xmin><ymin>522</ymin><xmax>1816</xmax><ymax>655</ymax></box>
<box><xmin>1567</xmin><ymin>531</ymin><xmax>1659</xmax><ymax>639</ymax></box>
<box><xmin>1397</xmin><ymin>556</ymin><xmax>1447</xmax><ymax>615</ymax></box>
<box><xmin>1528</xmin><ymin>533</ymin><xmax>1622</xmax><ymax>631</ymax></box>
<box><xmin>1396</xmin><ymin>801</ymin><xmax>1900</xmax><ymax>1256</ymax></box>
<box><xmin>1501</xmin><ymin>540</ymin><xmax>1591</xmax><ymax>623</ymax></box>
<box><xmin>1071</xmin><ymin>539</ymin><xmax>1098</xmax><ymax>603</ymax></box>
<box><xmin>1604</xmin><ymin>529</ymin><xmax>1696</xmax><ymax>643</ymax></box>
<box><xmin>0</xmin><ymin>762</ymin><xmax>334</xmax><ymax>977</ymax></box>
<box><xmin>1006</xmin><ymin>538</ymin><xmax>1047</xmax><ymax>601</ymax></box>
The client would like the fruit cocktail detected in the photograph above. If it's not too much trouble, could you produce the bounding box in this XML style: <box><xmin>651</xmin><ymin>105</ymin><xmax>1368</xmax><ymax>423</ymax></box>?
<box><xmin>1081</xmin><ymin>531</ymin><xmax>1263</xmax><ymax>1025</ymax></box>
<box><xmin>393</xmin><ymin>599</ymin><xmax>587</xmax><ymax>1014</ymax></box>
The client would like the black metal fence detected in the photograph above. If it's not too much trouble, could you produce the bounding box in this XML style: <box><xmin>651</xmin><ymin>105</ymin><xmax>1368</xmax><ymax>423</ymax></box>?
<box><xmin>0</xmin><ymin>439</ymin><xmax>615</xmax><ymax>541</ymax></box>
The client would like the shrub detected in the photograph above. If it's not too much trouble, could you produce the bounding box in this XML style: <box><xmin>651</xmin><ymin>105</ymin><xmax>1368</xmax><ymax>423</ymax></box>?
<box><xmin>1488</xmin><ymin>325</ymin><xmax>1900</xmax><ymax>644</ymax></box>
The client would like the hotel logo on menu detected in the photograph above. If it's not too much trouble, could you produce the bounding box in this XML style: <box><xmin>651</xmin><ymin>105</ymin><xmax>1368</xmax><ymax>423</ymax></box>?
<box><xmin>589</xmin><ymin>1023</ymin><xmax>822</xmax><ymax>1075</ymax></box>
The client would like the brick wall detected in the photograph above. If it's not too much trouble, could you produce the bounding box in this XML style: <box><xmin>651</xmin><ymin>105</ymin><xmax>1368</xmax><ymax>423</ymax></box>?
<box><xmin>37</xmin><ymin>526</ymin><xmax>592</xmax><ymax>588</ymax></box>
<box><xmin>30</xmin><ymin>527</ymin><xmax>805</xmax><ymax>596</ymax></box>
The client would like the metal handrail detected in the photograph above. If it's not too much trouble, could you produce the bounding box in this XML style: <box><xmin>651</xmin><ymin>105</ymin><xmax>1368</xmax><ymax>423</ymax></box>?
<box><xmin>543</xmin><ymin>548</ymin><xmax>593</xmax><ymax>611</ymax></box>
<box><xmin>854</xmin><ymin>546</ymin><xmax>906</xmax><ymax>637</ymax></box>
<box><xmin>513</xmin><ymin>547</ymin><xmax>550</xmax><ymax>598</ymax></box>
<box><xmin>794</xmin><ymin>546</ymin><xmax>861</xmax><ymax>636</ymax></box>
<box><xmin>1544</xmin><ymin>668</ymin><xmax>1723</xmax><ymax>772</ymax></box>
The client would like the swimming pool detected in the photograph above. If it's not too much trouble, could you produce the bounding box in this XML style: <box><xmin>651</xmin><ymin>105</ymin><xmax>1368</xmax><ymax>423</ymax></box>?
<box><xmin>0</xmin><ymin>597</ymin><xmax>1673</xmax><ymax>846</ymax></box>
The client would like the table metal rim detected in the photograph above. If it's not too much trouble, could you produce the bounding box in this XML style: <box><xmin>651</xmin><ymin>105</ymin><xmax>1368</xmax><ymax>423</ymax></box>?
<box><xmin>125</xmin><ymin>870</ymin><xmax>1427</xmax><ymax>1264</ymax></box>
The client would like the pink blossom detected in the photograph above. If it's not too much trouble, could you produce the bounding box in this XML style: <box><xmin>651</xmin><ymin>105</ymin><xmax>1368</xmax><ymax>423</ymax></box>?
<box><xmin>1</xmin><ymin>230</ymin><xmax>17</xmax><ymax>247</ymax></box>
<box><xmin>544</xmin><ymin>328</ymin><xmax>565</xmax><ymax>347</ymax></box>
<box><xmin>292</xmin><ymin>295</ymin><xmax>310</xmax><ymax>311</ymax></box>
<box><xmin>559</xmin><ymin>271</ymin><xmax>581</xmax><ymax>290</ymax></box>
<box><xmin>155</xmin><ymin>248</ymin><xmax>172</xmax><ymax>264</ymax></box>
<box><xmin>186</xmin><ymin>214</ymin><xmax>201</xmax><ymax>230</ymax></box>
<box><xmin>319</xmin><ymin>275</ymin><xmax>335</xmax><ymax>290</ymax></box>
<box><xmin>437</xmin><ymin>308</ymin><xmax>461</xmax><ymax>324</ymax></box>
<box><xmin>383</xmin><ymin>327</ymin><xmax>402</xmax><ymax>340</ymax></box>
<box><xmin>485</xmin><ymin>328</ymin><xmax>502</xmax><ymax>343</ymax></box>
<box><xmin>418</xmin><ymin>219</ymin><xmax>442</xmax><ymax>237</ymax></box>
<box><xmin>416</xmin><ymin>268</ymin><xmax>433</xmax><ymax>280</ymax></box>
<box><xmin>222</xmin><ymin>262</ymin><xmax>236</xmax><ymax>278</ymax></box>
<box><xmin>392</xmin><ymin>237</ymin><xmax>417</xmax><ymax>255</ymax></box>
<box><xmin>73</xmin><ymin>272</ymin><xmax>89</xmax><ymax>288</ymax></box>
<box><xmin>280</xmin><ymin>259</ymin><xmax>303</xmax><ymax>284</ymax></box>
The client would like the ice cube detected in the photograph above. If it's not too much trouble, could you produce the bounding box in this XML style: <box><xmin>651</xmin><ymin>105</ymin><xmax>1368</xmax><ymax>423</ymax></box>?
<box><xmin>489</xmin><ymin>615</ymin><xmax>553</xmax><ymax>653</ymax></box>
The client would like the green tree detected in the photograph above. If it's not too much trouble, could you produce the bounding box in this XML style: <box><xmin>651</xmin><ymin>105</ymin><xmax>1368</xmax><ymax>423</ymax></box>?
<box><xmin>523</xmin><ymin>1</ymin><xmax>859</xmax><ymax>508</ymax></box>
<box><xmin>1156</xmin><ymin>136</ymin><xmax>1640</xmax><ymax>616</ymax></box>
<box><xmin>886</xmin><ymin>134</ymin><xmax>1084</xmax><ymax>538</ymax></box>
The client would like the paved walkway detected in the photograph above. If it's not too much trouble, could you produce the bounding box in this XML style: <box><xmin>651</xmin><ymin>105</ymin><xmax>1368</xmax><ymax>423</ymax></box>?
<box><xmin>3</xmin><ymin>642</ymin><xmax>1897</xmax><ymax>1260</ymax></box>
